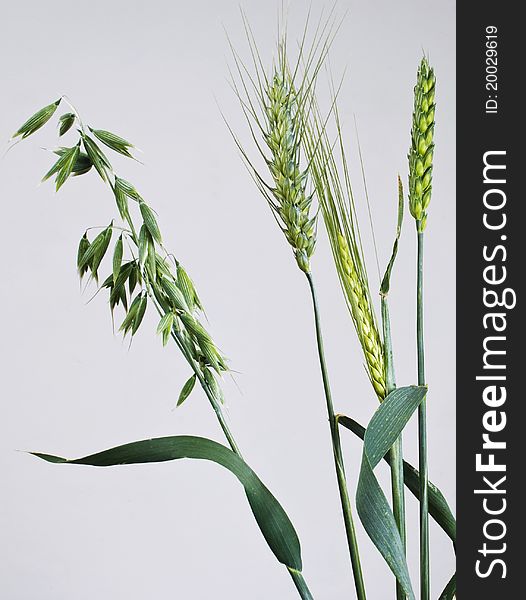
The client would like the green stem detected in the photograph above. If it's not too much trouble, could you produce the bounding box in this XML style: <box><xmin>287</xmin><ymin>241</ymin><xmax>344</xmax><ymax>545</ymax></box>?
<box><xmin>306</xmin><ymin>272</ymin><xmax>367</xmax><ymax>600</ymax></box>
<box><xmin>416</xmin><ymin>227</ymin><xmax>429</xmax><ymax>600</ymax></box>
<box><xmin>381</xmin><ymin>297</ymin><xmax>406</xmax><ymax>600</ymax></box>
<box><xmin>288</xmin><ymin>568</ymin><xmax>315</xmax><ymax>600</ymax></box>
<box><xmin>151</xmin><ymin>293</ymin><xmax>314</xmax><ymax>599</ymax></box>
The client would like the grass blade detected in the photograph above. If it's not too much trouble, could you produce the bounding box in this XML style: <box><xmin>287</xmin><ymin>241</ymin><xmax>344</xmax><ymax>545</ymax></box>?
<box><xmin>31</xmin><ymin>435</ymin><xmax>304</xmax><ymax>572</ymax></box>
<box><xmin>356</xmin><ymin>386</ymin><xmax>427</xmax><ymax>600</ymax></box>
<box><xmin>338</xmin><ymin>415</ymin><xmax>456</xmax><ymax>545</ymax></box>
<box><xmin>439</xmin><ymin>573</ymin><xmax>456</xmax><ymax>600</ymax></box>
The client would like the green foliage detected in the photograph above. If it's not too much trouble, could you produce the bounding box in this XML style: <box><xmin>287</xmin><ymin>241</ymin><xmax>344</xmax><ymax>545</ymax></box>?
<box><xmin>356</xmin><ymin>386</ymin><xmax>428</xmax><ymax>599</ymax></box>
<box><xmin>31</xmin><ymin>435</ymin><xmax>303</xmax><ymax>571</ymax></box>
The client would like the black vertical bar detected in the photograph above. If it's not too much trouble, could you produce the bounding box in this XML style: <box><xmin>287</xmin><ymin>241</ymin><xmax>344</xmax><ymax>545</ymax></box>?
<box><xmin>457</xmin><ymin>3</ymin><xmax>522</xmax><ymax>597</ymax></box>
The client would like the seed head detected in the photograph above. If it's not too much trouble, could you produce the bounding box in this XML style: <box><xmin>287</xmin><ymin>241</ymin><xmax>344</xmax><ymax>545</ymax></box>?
<box><xmin>408</xmin><ymin>57</ymin><xmax>436</xmax><ymax>232</ymax></box>
<box><xmin>265</xmin><ymin>71</ymin><xmax>316</xmax><ymax>273</ymax></box>
<box><xmin>338</xmin><ymin>234</ymin><xmax>387</xmax><ymax>399</ymax></box>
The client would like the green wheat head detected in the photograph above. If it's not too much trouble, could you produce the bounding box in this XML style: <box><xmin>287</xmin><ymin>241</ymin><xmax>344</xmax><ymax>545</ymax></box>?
<box><xmin>264</xmin><ymin>64</ymin><xmax>316</xmax><ymax>273</ymax></box>
<box><xmin>408</xmin><ymin>57</ymin><xmax>436</xmax><ymax>231</ymax></box>
<box><xmin>227</xmin><ymin>14</ymin><xmax>336</xmax><ymax>275</ymax></box>
<box><xmin>337</xmin><ymin>233</ymin><xmax>387</xmax><ymax>398</ymax></box>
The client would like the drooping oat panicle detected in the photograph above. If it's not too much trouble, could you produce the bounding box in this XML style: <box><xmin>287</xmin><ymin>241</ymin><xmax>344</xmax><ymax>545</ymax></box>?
<box><xmin>302</xmin><ymin>99</ymin><xmax>387</xmax><ymax>400</ymax></box>
<box><xmin>13</xmin><ymin>97</ymin><xmax>228</xmax><ymax>409</ymax></box>
<box><xmin>408</xmin><ymin>57</ymin><xmax>436</xmax><ymax>231</ymax></box>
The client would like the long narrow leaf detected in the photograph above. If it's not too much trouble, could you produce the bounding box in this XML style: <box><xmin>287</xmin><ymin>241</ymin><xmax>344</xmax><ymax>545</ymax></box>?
<box><xmin>31</xmin><ymin>435</ymin><xmax>303</xmax><ymax>571</ymax></box>
<box><xmin>380</xmin><ymin>176</ymin><xmax>404</xmax><ymax>295</ymax></box>
<box><xmin>338</xmin><ymin>415</ymin><xmax>456</xmax><ymax>545</ymax></box>
<box><xmin>439</xmin><ymin>573</ymin><xmax>456</xmax><ymax>600</ymax></box>
<box><xmin>356</xmin><ymin>385</ymin><xmax>427</xmax><ymax>600</ymax></box>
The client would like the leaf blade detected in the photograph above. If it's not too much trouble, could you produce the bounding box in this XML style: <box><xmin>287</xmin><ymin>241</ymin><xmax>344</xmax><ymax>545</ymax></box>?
<box><xmin>356</xmin><ymin>386</ymin><xmax>428</xmax><ymax>600</ymax></box>
<box><xmin>338</xmin><ymin>414</ymin><xmax>456</xmax><ymax>545</ymax></box>
<box><xmin>31</xmin><ymin>435</ymin><xmax>303</xmax><ymax>571</ymax></box>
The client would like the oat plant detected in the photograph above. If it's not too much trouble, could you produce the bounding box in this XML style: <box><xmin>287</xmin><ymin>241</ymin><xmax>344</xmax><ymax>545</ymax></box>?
<box><xmin>10</xmin><ymin>97</ymin><xmax>314</xmax><ymax>599</ymax></box>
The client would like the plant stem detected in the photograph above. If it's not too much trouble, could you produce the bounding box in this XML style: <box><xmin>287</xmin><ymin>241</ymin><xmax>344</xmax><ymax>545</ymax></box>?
<box><xmin>289</xmin><ymin>568</ymin><xmax>315</xmax><ymax>600</ymax></box>
<box><xmin>306</xmin><ymin>272</ymin><xmax>366</xmax><ymax>600</ymax></box>
<box><xmin>173</xmin><ymin>328</ymin><xmax>243</xmax><ymax>456</ymax></box>
<box><xmin>151</xmin><ymin>294</ymin><xmax>314</xmax><ymax>599</ymax></box>
<box><xmin>416</xmin><ymin>227</ymin><xmax>429</xmax><ymax>600</ymax></box>
<box><xmin>381</xmin><ymin>297</ymin><xmax>406</xmax><ymax>600</ymax></box>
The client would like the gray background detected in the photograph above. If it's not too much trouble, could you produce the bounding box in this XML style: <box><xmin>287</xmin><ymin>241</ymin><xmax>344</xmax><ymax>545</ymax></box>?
<box><xmin>0</xmin><ymin>1</ymin><xmax>455</xmax><ymax>598</ymax></box>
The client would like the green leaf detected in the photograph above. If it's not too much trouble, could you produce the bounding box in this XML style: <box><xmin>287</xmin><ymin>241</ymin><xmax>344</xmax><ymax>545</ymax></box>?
<box><xmin>58</xmin><ymin>113</ymin><xmax>76</xmax><ymax>136</ymax></box>
<box><xmin>90</xmin><ymin>128</ymin><xmax>135</xmax><ymax>158</ymax></box>
<box><xmin>140</xmin><ymin>202</ymin><xmax>162</xmax><ymax>245</ymax></box>
<box><xmin>439</xmin><ymin>573</ymin><xmax>456</xmax><ymax>599</ymax></box>
<box><xmin>177</xmin><ymin>374</ymin><xmax>196</xmax><ymax>406</ymax></box>
<box><xmin>55</xmin><ymin>143</ymin><xmax>80</xmax><ymax>191</ymax></box>
<box><xmin>338</xmin><ymin>415</ymin><xmax>456</xmax><ymax>545</ymax></box>
<box><xmin>113</xmin><ymin>235</ymin><xmax>123</xmax><ymax>284</ymax></box>
<box><xmin>356</xmin><ymin>386</ymin><xmax>427</xmax><ymax>600</ymax></box>
<box><xmin>13</xmin><ymin>99</ymin><xmax>61</xmax><ymax>139</ymax></box>
<box><xmin>380</xmin><ymin>176</ymin><xmax>404</xmax><ymax>295</ymax></box>
<box><xmin>30</xmin><ymin>435</ymin><xmax>303</xmax><ymax>571</ymax></box>
<box><xmin>82</xmin><ymin>134</ymin><xmax>111</xmax><ymax>182</ymax></box>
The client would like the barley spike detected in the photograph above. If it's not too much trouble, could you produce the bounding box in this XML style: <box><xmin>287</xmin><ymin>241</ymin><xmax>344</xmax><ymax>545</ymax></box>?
<box><xmin>337</xmin><ymin>234</ymin><xmax>387</xmax><ymax>399</ymax></box>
